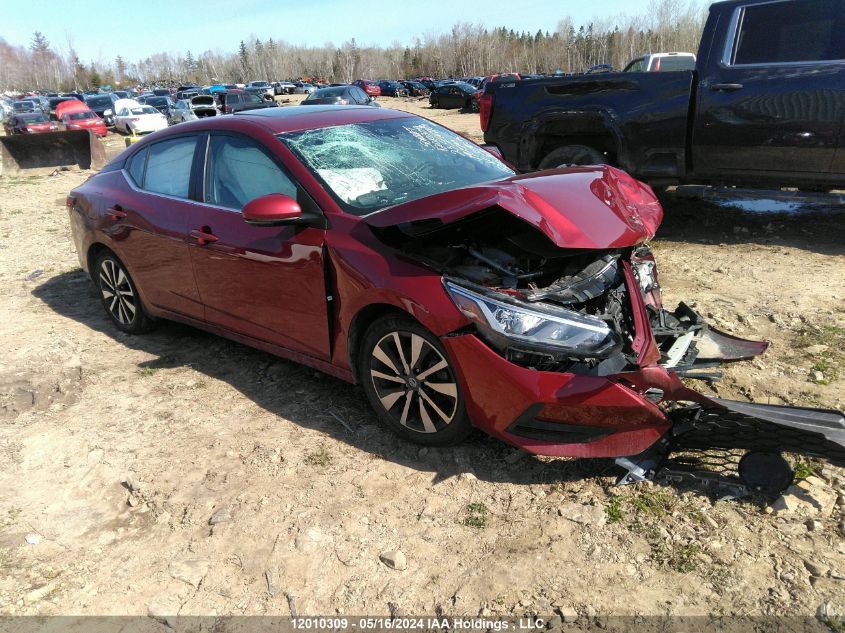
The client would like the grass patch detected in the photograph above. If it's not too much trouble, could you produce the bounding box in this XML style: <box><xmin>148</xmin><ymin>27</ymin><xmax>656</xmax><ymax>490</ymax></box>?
<box><xmin>1</xmin><ymin>507</ymin><xmax>22</xmax><ymax>530</ymax></box>
<box><xmin>652</xmin><ymin>541</ymin><xmax>701</xmax><ymax>573</ymax></box>
<box><xmin>810</xmin><ymin>358</ymin><xmax>840</xmax><ymax>385</ymax></box>
<box><xmin>605</xmin><ymin>495</ymin><xmax>624</xmax><ymax>523</ymax></box>
<box><xmin>792</xmin><ymin>459</ymin><xmax>817</xmax><ymax>482</ymax></box>
<box><xmin>304</xmin><ymin>446</ymin><xmax>332</xmax><ymax>467</ymax></box>
<box><xmin>608</xmin><ymin>487</ymin><xmax>709</xmax><ymax>574</ymax></box>
<box><xmin>463</xmin><ymin>502</ymin><xmax>489</xmax><ymax>528</ymax></box>
<box><xmin>629</xmin><ymin>488</ymin><xmax>676</xmax><ymax>519</ymax></box>
<box><xmin>137</xmin><ymin>366</ymin><xmax>159</xmax><ymax>377</ymax></box>
<box><xmin>798</xmin><ymin>325</ymin><xmax>845</xmax><ymax>349</ymax></box>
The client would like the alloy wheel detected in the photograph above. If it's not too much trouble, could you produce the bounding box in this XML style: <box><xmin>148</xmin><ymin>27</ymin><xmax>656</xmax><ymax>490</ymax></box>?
<box><xmin>99</xmin><ymin>259</ymin><xmax>136</xmax><ymax>326</ymax></box>
<box><xmin>369</xmin><ymin>331</ymin><xmax>458</xmax><ymax>434</ymax></box>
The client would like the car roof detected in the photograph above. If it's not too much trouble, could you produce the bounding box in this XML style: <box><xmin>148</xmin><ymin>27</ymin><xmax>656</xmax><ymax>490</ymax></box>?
<box><xmin>114</xmin><ymin>98</ymin><xmax>142</xmax><ymax>110</ymax></box>
<box><xmin>129</xmin><ymin>105</ymin><xmax>411</xmax><ymax>139</ymax></box>
<box><xmin>233</xmin><ymin>105</ymin><xmax>410</xmax><ymax>133</ymax></box>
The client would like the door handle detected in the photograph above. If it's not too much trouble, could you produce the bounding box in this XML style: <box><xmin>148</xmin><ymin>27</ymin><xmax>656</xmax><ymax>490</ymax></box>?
<box><xmin>190</xmin><ymin>227</ymin><xmax>219</xmax><ymax>246</ymax></box>
<box><xmin>710</xmin><ymin>83</ymin><xmax>744</xmax><ymax>92</ymax></box>
<box><xmin>107</xmin><ymin>205</ymin><xmax>127</xmax><ymax>221</ymax></box>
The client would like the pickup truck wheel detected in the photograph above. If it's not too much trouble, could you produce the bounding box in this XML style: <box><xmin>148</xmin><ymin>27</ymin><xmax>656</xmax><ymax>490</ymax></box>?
<box><xmin>538</xmin><ymin>145</ymin><xmax>606</xmax><ymax>169</ymax></box>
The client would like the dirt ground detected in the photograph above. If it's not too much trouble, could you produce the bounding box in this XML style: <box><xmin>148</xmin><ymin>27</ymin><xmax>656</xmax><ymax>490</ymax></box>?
<box><xmin>1</xmin><ymin>96</ymin><xmax>845</xmax><ymax>622</ymax></box>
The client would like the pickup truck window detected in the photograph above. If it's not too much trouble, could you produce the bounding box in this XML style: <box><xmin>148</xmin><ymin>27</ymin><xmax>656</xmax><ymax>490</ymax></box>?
<box><xmin>624</xmin><ymin>58</ymin><xmax>645</xmax><ymax>72</ymax></box>
<box><xmin>731</xmin><ymin>0</ymin><xmax>844</xmax><ymax>65</ymax></box>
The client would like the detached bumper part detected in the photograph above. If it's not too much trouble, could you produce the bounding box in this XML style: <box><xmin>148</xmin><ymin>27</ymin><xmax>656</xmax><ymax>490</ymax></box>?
<box><xmin>616</xmin><ymin>399</ymin><xmax>845</xmax><ymax>492</ymax></box>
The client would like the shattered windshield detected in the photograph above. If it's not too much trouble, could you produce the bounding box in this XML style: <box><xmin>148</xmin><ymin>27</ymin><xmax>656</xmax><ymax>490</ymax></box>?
<box><xmin>279</xmin><ymin>118</ymin><xmax>514</xmax><ymax>216</ymax></box>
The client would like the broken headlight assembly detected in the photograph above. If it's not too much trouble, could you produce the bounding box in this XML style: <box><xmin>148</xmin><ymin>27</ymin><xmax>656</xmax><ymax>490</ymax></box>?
<box><xmin>443</xmin><ymin>279</ymin><xmax>621</xmax><ymax>360</ymax></box>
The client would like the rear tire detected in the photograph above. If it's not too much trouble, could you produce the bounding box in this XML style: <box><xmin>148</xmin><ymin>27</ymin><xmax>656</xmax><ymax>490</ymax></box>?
<box><xmin>358</xmin><ymin>315</ymin><xmax>472</xmax><ymax>446</ymax></box>
<box><xmin>94</xmin><ymin>251</ymin><xmax>154</xmax><ymax>334</ymax></box>
<box><xmin>538</xmin><ymin>144</ymin><xmax>607</xmax><ymax>169</ymax></box>
<box><xmin>431</xmin><ymin>98</ymin><xmax>439</xmax><ymax>109</ymax></box>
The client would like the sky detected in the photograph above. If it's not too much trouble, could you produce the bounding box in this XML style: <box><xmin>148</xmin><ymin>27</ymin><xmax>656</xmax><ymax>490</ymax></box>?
<box><xmin>1</xmin><ymin>0</ymin><xmax>645</xmax><ymax>63</ymax></box>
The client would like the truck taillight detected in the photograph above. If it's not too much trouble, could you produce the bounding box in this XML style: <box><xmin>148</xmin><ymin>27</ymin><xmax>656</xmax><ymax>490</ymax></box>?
<box><xmin>479</xmin><ymin>92</ymin><xmax>493</xmax><ymax>132</ymax></box>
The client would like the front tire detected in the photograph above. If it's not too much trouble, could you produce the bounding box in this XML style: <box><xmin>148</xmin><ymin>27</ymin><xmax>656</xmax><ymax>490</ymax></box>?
<box><xmin>359</xmin><ymin>315</ymin><xmax>471</xmax><ymax>446</ymax></box>
<box><xmin>95</xmin><ymin>251</ymin><xmax>154</xmax><ymax>334</ymax></box>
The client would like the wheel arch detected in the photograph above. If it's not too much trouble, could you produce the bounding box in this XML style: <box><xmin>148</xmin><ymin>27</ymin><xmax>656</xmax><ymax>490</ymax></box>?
<box><xmin>524</xmin><ymin>110</ymin><xmax>624</xmax><ymax>170</ymax></box>
<box><xmin>86</xmin><ymin>242</ymin><xmax>115</xmax><ymax>281</ymax></box>
<box><xmin>347</xmin><ymin>303</ymin><xmax>413</xmax><ymax>385</ymax></box>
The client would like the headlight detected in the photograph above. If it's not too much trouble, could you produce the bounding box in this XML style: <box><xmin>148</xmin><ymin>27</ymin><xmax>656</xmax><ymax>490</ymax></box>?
<box><xmin>444</xmin><ymin>280</ymin><xmax>619</xmax><ymax>359</ymax></box>
<box><xmin>104</xmin><ymin>109</ymin><xmax>113</xmax><ymax>116</ymax></box>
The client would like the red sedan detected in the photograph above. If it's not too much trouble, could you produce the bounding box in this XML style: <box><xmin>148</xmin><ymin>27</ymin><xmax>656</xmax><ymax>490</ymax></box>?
<box><xmin>4</xmin><ymin>112</ymin><xmax>58</xmax><ymax>134</ymax></box>
<box><xmin>353</xmin><ymin>79</ymin><xmax>381</xmax><ymax>98</ymax></box>
<box><xmin>66</xmin><ymin>107</ymin><xmax>845</xmax><ymax>488</ymax></box>
<box><xmin>61</xmin><ymin>110</ymin><xmax>107</xmax><ymax>136</ymax></box>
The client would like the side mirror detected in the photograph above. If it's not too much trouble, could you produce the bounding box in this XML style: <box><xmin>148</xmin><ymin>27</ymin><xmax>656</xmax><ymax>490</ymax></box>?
<box><xmin>242</xmin><ymin>194</ymin><xmax>302</xmax><ymax>226</ymax></box>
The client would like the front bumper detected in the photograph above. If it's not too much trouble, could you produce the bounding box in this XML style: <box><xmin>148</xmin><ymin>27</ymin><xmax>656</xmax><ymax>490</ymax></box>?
<box><xmin>443</xmin><ymin>332</ymin><xmax>845</xmax><ymax>465</ymax></box>
<box><xmin>441</xmin><ymin>333</ymin><xmax>674</xmax><ymax>458</ymax></box>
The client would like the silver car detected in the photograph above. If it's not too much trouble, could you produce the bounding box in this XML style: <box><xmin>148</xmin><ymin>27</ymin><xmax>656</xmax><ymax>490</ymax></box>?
<box><xmin>168</xmin><ymin>95</ymin><xmax>219</xmax><ymax>125</ymax></box>
<box><xmin>294</xmin><ymin>83</ymin><xmax>318</xmax><ymax>95</ymax></box>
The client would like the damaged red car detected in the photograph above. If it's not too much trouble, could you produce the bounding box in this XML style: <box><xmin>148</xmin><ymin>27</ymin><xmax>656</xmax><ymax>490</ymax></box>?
<box><xmin>67</xmin><ymin>107</ymin><xmax>845</xmax><ymax>491</ymax></box>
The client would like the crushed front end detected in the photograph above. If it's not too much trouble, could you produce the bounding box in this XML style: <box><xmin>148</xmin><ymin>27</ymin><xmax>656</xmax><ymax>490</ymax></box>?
<box><xmin>368</xmin><ymin>166</ymin><xmax>845</xmax><ymax>492</ymax></box>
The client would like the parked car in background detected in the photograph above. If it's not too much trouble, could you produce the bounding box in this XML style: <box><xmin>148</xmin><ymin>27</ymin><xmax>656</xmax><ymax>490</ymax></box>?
<box><xmin>61</xmin><ymin>110</ymin><xmax>107</xmax><ymax>136</ymax></box>
<box><xmin>219</xmin><ymin>90</ymin><xmax>277</xmax><ymax>114</ymax></box>
<box><xmin>273</xmin><ymin>81</ymin><xmax>296</xmax><ymax>95</ymax></box>
<box><xmin>300</xmin><ymin>86</ymin><xmax>378</xmax><ymax>106</ymax></box>
<box><xmin>152</xmin><ymin>88</ymin><xmax>172</xmax><ymax>98</ymax></box>
<box><xmin>247</xmin><ymin>81</ymin><xmax>274</xmax><ymax>97</ymax></box>
<box><xmin>377</xmin><ymin>81</ymin><xmax>408</xmax><ymax>97</ymax></box>
<box><xmin>113</xmin><ymin>99</ymin><xmax>168</xmax><ymax>135</ymax></box>
<box><xmin>623</xmin><ymin>52</ymin><xmax>697</xmax><ymax>72</ymax></box>
<box><xmin>85</xmin><ymin>93</ymin><xmax>119</xmax><ymax>126</ymax></box>
<box><xmin>47</xmin><ymin>96</ymin><xmax>77</xmax><ymax>119</ymax></box>
<box><xmin>12</xmin><ymin>100</ymin><xmax>40</xmax><ymax>114</ymax></box>
<box><xmin>353</xmin><ymin>80</ymin><xmax>381</xmax><ymax>98</ymax></box>
<box><xmin>66</xmin><ymin>106</ymin><xmax>845</xmax><ymax>486</ymax></box>
<box><xmin>113</xmin><ymin>91</ymin><xmax>130</xmax><ymax>99</ymax></box>
<box><xmin>176</xmin><ymin>84</ymin><xmax>201</xmax><ymax>100</ymax></box>
<box><xmin>293</xmin><ymin>82</ymin><xmax>318</xmax><ymax>94</ymax></box>
<box><xmin>429</xmin><ymin>82</ymin><xmax>481</xmax><ymax>111</ymax></box>
<box><xmin>169</xmin><ymin>95</ymin><xmax>219</xmax><ymax>124</ymax></box>
<box><xmin>482</xmin><ymin>0</ymin><xmax>845</xmax><ymax>191</ymax></box>
<box><xmin>4</xmin><ymin>112</ymin><xmax>58</xmax><ymax>135</ymax></box>
<box><xmin>400</xmin><ymin>81</ymin><xmax>429</xmax><ymax>97</ymax></box>
<box><xmin>55</xmin><ymin>99</ymin><xmax>90</xmax><ymax>121</ymax></box>
<box><xmin>144</xmin><ymin>95</ymin><xmax>174</xmax><ymax>116</ymax></box>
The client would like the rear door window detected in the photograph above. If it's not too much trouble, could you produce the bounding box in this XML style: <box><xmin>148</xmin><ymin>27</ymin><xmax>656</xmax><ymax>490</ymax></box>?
<box><xmin>142</xmin><ymin>136</ymin><xmax>197</xmax><ymax>198</ymax></box>
<box><xmin>126</xmin><ymin>147</ymin><xmax>148</xmax><ymax>185</ymax></box>
<box><xmin>732</xmin><ymin>0</ymin><xmax>844</xmax><ymax>65</ymax></box>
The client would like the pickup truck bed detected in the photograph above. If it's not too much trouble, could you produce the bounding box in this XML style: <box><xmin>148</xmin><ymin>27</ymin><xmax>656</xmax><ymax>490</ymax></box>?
<box><xmin>482</xmin><ymin>0</ymin><xmax>845</xmax><ymax>190</ymax></box>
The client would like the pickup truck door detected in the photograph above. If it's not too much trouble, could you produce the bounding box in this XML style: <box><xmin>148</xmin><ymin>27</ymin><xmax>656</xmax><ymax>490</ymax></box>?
<box><xmin>693</xmin><ymin>0</ymin><xmax>845</xmax><ymax>176</ymax></box>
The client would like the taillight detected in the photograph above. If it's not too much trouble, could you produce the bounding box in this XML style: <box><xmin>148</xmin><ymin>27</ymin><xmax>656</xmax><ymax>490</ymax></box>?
<box><xmin>479</xmin><ymin>92</ymin><xmax>493</xmax><ymax>132</ymax></box>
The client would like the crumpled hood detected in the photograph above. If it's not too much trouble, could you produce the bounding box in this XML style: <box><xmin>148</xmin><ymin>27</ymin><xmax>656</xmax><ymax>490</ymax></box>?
<box><xmin>364</xmin><ymin>165</ymin><xmax>662</xmax><ymax>249</ymax></box>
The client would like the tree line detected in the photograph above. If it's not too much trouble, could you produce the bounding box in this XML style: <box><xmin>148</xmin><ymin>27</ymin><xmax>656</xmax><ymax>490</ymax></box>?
<box><xmin>0</xmin><ymin>0</ymin><xmax>705</xmax><ymax>91</ymax></box>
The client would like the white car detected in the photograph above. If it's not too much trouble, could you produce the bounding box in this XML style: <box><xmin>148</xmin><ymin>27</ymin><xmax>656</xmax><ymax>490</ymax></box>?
<box><xmin>247</xmin><ymin>80</ymin><xmax>275</xmax><ymax>97</ymax></box>
<box><xmin>623</xmin><ymin>52</ymin><xmax>696</xmax><ymax>72</ymax></box>
<box><xmin>112</xmin><ymin>98</ymin><xmax>168</xmax><ymax>135</ymax></box>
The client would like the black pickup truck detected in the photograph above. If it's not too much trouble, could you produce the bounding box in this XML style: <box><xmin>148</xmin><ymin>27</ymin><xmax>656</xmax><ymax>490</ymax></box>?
<box><xmin>481</xmin><ymin>0</ymin><xmax>845</xmax><ymax>190</ymax></box>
